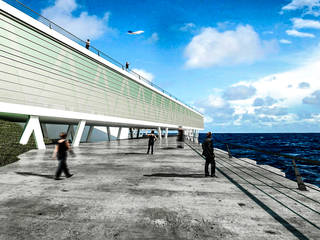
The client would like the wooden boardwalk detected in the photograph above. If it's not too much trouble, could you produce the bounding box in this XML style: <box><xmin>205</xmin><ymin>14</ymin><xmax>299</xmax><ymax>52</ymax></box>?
<box><xmin>0</xmin><ymin>137</ymin><xmax>319</xmax><ymax>239</ymax></box>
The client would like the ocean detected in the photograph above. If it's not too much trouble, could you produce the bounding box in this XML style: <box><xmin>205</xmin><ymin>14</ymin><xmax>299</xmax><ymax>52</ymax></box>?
<box><xmin>198</xmin><ymin>133</ymin><xmax>320</xmax><ymax>188</ymax></box>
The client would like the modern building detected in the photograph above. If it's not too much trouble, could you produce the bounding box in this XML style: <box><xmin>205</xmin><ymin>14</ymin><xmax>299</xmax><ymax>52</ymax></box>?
<box><xmin>0</xmin><ymin>0</ymin><xmax>204</xmax><ymax>149</ymax></box>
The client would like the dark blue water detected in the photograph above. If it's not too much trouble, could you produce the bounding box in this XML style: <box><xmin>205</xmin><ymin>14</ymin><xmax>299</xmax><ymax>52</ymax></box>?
<box><xmin>199</xmin><ymin>133</ymin><xmax>320</xmax><ymax>187</ymax></box>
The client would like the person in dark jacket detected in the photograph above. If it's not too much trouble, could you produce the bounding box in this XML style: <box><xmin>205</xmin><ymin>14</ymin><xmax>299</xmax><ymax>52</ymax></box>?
<box><xmin>52</xmin><ymin>132</ymin><xmax>73</xmax><ymax>180</ymax></box>
<box><xmin>177</xmin><ymin>127</ymin><xmax>185</xmax><ymax>148</ymax></box>
<box><xmin>202</xmin><ymin>132</ymin><xmax>216</xmax><ymax>177</ymax></box>
<box><xmin>147</xmin><ymin>130</ymin><xmax>157</xmax><ymax>154</ymax></box>
<box><xmin>85</xmin><ymin>39</ymin><xmax>90</xmax><ymax>49</ymax></box>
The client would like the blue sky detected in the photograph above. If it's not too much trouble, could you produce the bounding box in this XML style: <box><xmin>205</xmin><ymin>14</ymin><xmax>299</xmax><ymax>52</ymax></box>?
<box><xmin>12</xmin><ymin>0</ymin><xmax>320</xmax><ymax>132</ymax></box>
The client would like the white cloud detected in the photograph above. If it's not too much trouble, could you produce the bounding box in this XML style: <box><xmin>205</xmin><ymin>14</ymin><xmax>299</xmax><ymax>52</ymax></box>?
<box><xmin>184</xmin><ymin>25</ymin><xmax>277</xmax><ymax>68</ymax></box>
<box><xmin>180</xmin><ymin>23</ymin><xmax>196</xmax><ymax>32</ymax></box>
<box><xmin>280</xmin><ymin>39</ymin><xmax>292</xmax><ymax>44</ymax></box>
<box><xmin>291</xmin><ymin>17</ymin><xmax>320</xmax><ymax>29</ymax></box>
<box><xmin>195</xmin><ymin>52</ymin><xmax>320</xmax><ymax>129</ymax></box>
<box><xmin>251</xmin><ymin>61</ymin><xmax>320</xmax><ymax>108</ymax></box>
<box><xmin>132</xmin><ymin>68</ymin><xmax>154</xmax><ymax>82</ymax></box>
<box><xmin>281</xmin><ymin>0</ymin><xmax>320</xmax><ymax>16</ymax></box>
<box><xmin>223</xmin><ymin>85</ymin><xmax>256</xmax><ymax>100</ymax></box>
<box><xmin>41</xmin><ymin>0</ymin><xmax>113</xmax><ymax>40</ymax></box>
<box><xmin>286</xmin><ymin>29</ymin><xmax>315</xmax><ymax>37</ymax></box>
<box><xmin>204</xmin><ymin>116</ymin><xmax>213</xmax><ymax>123</ymax></box>
<box><xmin>206</xmin><ymin>95</ymin><xmax>228</xmax><ymax>108</ymax></box>
<box><xmin>146</xmin><ymin>33</ymin><xmax>159</xmax><ymax>43</ymax></box>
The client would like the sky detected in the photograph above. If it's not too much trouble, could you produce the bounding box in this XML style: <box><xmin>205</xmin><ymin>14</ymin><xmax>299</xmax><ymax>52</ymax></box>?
<box><xmin>9</xmin><ymin>0</ymin><xmax>320</xmax><ymax>133</ymax></box>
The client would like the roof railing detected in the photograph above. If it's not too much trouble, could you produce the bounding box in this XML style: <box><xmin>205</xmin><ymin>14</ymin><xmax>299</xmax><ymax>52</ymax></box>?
<box><xmin>3</xmin><ymin>0</ymin><xmax>201</xmax><ymax>114</ymax></box>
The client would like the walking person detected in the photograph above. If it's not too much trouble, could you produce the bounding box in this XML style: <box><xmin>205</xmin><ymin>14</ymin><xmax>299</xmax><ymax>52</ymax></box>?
<box><xmin>52</xmin><ymin>132</ymin><xmax>73</xmax><ymax>180</ymax></box>
<box><xmin>85</xmin><ymin>39</ymin><xmax>90</xmax><ymax>49</ymax></box>
<box><xmin>147</xmin><ymin>130</ymin><xmax>157</xmax><ymax>154</ymax></box>
<box><xmin>202</xmin><ymin>132</ymin><xmax>216</xmax><ymax>177</ymax></box>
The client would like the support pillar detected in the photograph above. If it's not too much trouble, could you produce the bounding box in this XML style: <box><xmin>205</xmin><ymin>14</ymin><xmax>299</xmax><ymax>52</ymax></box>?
<box><xmin>86</xmin><ymin>126</ymin><xmax>94</xmax><ymax>142</ymax></box>
<box><xmin>117</xmin><ymin>127</ymin><xmax>122</xmax><ymax>140</ymax></box>
<box><xmin>41</xmin><ymin>123</ymin><xmax>48</xmax><ymax>139</ymax></box>
<box><xmin>107</xmin><ymin>126</ymin><xmax>111</xmax><ymax>141</ymax></box>
<box><xmin>158</xmin><ymin>127</ymin><xmax>162</xmax><ymax>139</ymax></box>
<box><xmin>67</xmin><ymin>125</ymin><xmax>75</xmax><ymax>141</ymax></box>
<box><xmin>20</xmin><ymin>116</ymin><xmax>46</xmax><ymax>149</ymax></box>
<box><xmin>165</xmin><ymin>128</ymin><xmax>168</xmax><ymax>139</ymax></box>
<box><xmin>129</xmin><ymin>128</ymin><xmax>133</xmax><ymax>139</ymax></box>
<box><xmin>73</xmin><ymin>120</ymin><xmax>86</xmax><ymax>147</ymax></box>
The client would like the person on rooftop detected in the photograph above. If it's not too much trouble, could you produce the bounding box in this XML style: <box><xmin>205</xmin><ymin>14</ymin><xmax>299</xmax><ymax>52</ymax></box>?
<box><xmin>85</xmin><ymin>39</ymin><xmax>90</xmax><ymax>49</ymax></box>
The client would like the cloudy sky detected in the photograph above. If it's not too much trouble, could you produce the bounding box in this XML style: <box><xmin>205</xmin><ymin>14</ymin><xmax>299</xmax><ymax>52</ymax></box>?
<box><xmin>11</xmin><ymin>0</ymin><xmax>320</xmax><ymax>132</ymax></box>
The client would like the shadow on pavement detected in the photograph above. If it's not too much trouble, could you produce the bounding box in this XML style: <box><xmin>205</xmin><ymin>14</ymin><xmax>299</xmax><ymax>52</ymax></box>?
<box><xmin>122</xmin><ymin>152</ymin><xmax>148</xmax><ymax>155</ymax></box>
<box><xmin>144</xmin><ymin>173</ymin><xmax>205</xmax><ymax>178</ymax></box>
<box><xmin>15</xmin><ymin>172</ymin><xmax>54</xmax><ymax>179</ymax></box>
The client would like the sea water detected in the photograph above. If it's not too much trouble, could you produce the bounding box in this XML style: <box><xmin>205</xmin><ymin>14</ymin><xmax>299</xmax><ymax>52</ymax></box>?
<box><xmin>199</xmin><ymin>133</ymin><xmax>320</xmax><ymax>188</ymax></box>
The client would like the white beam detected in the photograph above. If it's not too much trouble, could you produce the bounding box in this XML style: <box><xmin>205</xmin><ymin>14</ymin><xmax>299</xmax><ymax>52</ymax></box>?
<box><xmin>158</xmin><ymin>127</ymin><xmax>162</xmax><ymax>139</ymax></box>
<box><xmin>165</xmin><ymin>127</ymin><xmax>168</xmax><ymax>139</ymax></box>
<box><xmin>41</xmin><ymin>123</ymin><xmax>48</xmax><ymax>138</ymax></box>
<box><xmin>20</xmin><ymin>116</ymin><xmax>46</xmax><ymax>149</ymax></box>
<box><xmin>86</xmin><ymin>126</ymin><xmax>94</xmax><ymax>142</ymax></box>
<box><xmin>67</xmin><ymin>125</ymin><xmax>75</xmax><ymax>140</ymax></box>
<box><xmin>73</xmin><ymin>120</ymin><xmax>86</xmax><ymax>147</ymax></box>
<box><xmin>117</xmin><ymin>127</ymin><xmax>122</xmax><ymax>140</ymax></box>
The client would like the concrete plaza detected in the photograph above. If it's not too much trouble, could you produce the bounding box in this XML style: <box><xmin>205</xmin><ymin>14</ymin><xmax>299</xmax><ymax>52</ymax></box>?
<box><xmin>0</xmin><ymin>138</ymin><xmax>319</xmax><ymax>239</ymax></box>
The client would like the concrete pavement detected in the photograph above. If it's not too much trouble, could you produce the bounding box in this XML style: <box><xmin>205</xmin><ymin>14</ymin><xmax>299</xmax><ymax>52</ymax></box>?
<box><xmin>0</xmin><ymin>137</ymin><xmax>319</xmax><ymax>239</ymax></box>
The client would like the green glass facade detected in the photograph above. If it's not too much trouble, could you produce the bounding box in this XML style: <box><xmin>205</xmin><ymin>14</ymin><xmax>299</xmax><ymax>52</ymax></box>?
<box><xmin>0</xmin><ymin>11</ymin><xmax>203</xmax><ymax>128</ymax></box>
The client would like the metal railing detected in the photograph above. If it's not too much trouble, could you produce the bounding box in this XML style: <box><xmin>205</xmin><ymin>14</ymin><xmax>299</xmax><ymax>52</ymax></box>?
<box><xmin>2</xmin><ymin>0</ymin><xmax>202</xmax><ymax>115</ymax></box>
<box><xmin>212</xmin><ymin>137</ymin><xmax>320</xmax><ymax>191</ymax></box>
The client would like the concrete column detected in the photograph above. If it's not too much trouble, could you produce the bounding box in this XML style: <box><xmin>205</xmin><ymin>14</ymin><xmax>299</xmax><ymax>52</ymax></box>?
<box><xmin>157</xmin><ymin>127</ymin><xmax>162</xmax><ymax>139</ymax></box>
<box><xmin>20</xmin><ymin>116</ymin><xmax>46</xmax><ymax>149</ymax></box>
<box><xmin>129</xmin><ymin>128</ymin><xmax>133</xmax><ymax>139</ymax></box>
<box><xmin>73</xmin><ymin>120</ymin><xmax>86</xmax><ymax>147</ymax></box>
<box><xmin>107</xmin><ymin>126</ymin><xmax>111</xmax><ymax>141</ymax></box>
<box><xmin>117</xmin><ymin>127</ymin><xmax>122</xmax><ymax>140</ymax></box>
<box><xmin>86</xmin><ymin>126</ymin><xmax>94</xmax><ymax>142</ymax></box>
<box><xmin>67</xmin><ymin>125</ymin><xmax>75</xmax><ymax>141</ymax></box>
<box><xmin>41</xmin><ymin>123</ymin><xmax>48</xmax><ymax>138</ymax></box>
<box><xmin>165</xmin><ymin>128</ymin><xmax>168</xmax><ymax>139</ymax></box>
<box><xmin>195</xmin><ymin>130</ymin><xmax>199</xmax><ymax>143</ymax></box>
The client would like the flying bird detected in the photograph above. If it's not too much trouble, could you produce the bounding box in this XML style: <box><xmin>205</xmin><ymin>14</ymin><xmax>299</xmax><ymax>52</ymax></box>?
<box><xmin>128</xmin><ymin>30</ymin><xmax>144</xmax><ymax>35</ymax></box>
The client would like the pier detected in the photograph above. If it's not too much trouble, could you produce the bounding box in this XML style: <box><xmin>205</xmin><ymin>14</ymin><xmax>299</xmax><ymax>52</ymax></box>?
<box><xmin>0</xmin><ymin>137</ymin><xmax>319</xmax><ymax>239</ymax></box>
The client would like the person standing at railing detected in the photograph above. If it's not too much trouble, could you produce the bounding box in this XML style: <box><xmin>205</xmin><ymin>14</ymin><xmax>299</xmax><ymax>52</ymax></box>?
<box><xmin>202</xmin><ymin>132</ymin><xmax>216</xmax><ymax>177</ymax></box>
<box><xmin>126</xmin><ymin>61</ymin><xmax>129</xmax><ymax>71</ymax></box>
<box><xmin>85</xmin><ymin>39</ymin><xmax>90</xmax><ymax>49</ymax></box>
